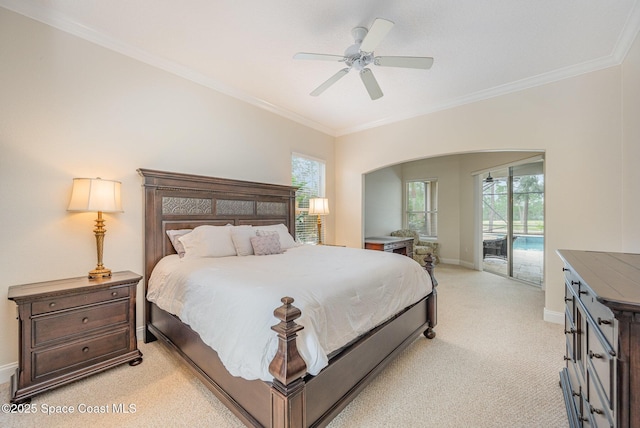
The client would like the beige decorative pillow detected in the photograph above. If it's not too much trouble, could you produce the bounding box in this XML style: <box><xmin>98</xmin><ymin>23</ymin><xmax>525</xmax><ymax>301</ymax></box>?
<box><xmin>254</xmin><ymin>224</ymin><xmax>297</xmax><ymax>249</ymax></box>
<box><xmin>250</xmin><ymin>234</ymin><xmax>283</xmax><ymax>256</ymax></box>
<box><xmin>166</xmin><ymin>229</ymin><xmax>192</xmax><ymax>257</ymax></box>
<box><xmin>231</xmin><ymin>226</ymin><xmax>256</xmax><ymax>256</ymax></box>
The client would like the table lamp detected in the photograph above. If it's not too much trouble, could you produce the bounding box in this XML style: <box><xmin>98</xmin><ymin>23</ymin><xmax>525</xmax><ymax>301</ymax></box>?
<box><xmin>68</xmin><ymin>177</ymin><xmax>123</xmax><ymax>279</ymax></box>
<box><xmin>308</xmin><ymin>198</ymin><xmax>329</xmax><ymax>245</ymax></box>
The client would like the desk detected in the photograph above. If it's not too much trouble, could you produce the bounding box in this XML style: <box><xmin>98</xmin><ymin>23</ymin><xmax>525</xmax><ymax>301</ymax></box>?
<box><xmin>364</xmin><ymin>236</ymin><xmax>414</xmax><ymax>259</ymax></box>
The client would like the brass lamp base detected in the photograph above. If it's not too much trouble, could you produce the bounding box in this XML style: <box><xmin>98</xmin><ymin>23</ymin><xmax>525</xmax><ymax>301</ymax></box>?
<box><xmin>88</xmin><ymin>211</ymin><xmax>112</xmax><ymax>280</ymax></box>
<box><xmin>88</xmin><ymin>267</ymin><xmax>112</xmax><ymax>279</ymax></box>
<box><xmin>316</xmin><ymin>216</ymin><xmax>323</xmax><ymax>245</ymax></box>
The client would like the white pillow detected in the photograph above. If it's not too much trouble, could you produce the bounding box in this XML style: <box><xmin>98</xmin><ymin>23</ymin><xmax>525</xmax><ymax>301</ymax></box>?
<box><xmin>253</xmin><ymin>224</ymin><xmax>297</xmax><ymax>249</ymax></box>
<box><xmin>230</xmin><ymin>225</ymin><xmax>256</xmax><ymax>256</ymax></box>
<box><xmin>178</xmin><ymin>225</ymin><xmax>237</xmax><ymax>258</ymax></box>
<box><xmin>166</xmin><ymin>229</ymin><xmax>191</xmax><ymax>257</ymax></box>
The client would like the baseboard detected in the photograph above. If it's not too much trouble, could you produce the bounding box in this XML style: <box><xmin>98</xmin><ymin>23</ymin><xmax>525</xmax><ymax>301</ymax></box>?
<box><xmin>458</xmin><ymin>260</ymin><xmax>474</xmax><ymax>269</ymax></box>
<box><xmin>137</xmin><ymin>325</ymin><xmax>145</xmax><ymax>340</ymax></box>
<box><xmin>0</xmin><ymin>361</ymin><xmax>17</xmax><ymax>385</ymax></box>
<box><xmin>543</xmin><ymin>307</ymin><xmax>564</xmax><ymax>324</ymax></box>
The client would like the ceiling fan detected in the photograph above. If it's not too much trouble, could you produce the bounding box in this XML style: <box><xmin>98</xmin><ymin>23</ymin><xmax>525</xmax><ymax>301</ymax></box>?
<box><xmin>293</xmin><ymin>18</ymin><xmax>434</xmax><ymax>100</ymax></box>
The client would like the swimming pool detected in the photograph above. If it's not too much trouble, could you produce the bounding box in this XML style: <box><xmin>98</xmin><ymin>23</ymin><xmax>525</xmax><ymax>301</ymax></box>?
<box><xmin>513</xmin><ymin>235</ymin><xmax>544</xmax><ymax>251</ymax></box>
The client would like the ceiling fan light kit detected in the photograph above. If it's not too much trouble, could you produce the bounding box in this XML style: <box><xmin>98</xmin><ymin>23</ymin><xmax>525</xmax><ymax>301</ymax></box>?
<box><xmin>294</xmin><ymin>18</ymin><xmax>433</xmax><ymax>100</ymax></box>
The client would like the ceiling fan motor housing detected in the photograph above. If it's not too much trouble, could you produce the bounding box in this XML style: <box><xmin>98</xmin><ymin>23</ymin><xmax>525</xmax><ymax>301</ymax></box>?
<box><xmin>345</xmin><ymin>27</ymin><xmax>373</xmax><ymax>71</ymax></box>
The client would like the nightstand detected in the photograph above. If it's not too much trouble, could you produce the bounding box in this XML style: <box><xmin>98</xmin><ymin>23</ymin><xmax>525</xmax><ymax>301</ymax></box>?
<box><xmin>7</xmin><ymin>271</ymin><xmax>143</xmax><ymax>404</ymax></box>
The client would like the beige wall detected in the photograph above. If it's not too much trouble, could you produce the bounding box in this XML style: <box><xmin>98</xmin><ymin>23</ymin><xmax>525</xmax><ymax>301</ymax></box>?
<box><xmin>0</xmin><ymin>9</ymin><xmax>335</xmax><ymax>376</ymax></box>
<box><xmin>363</xmin><ymin>165</ymin><xmax>403</xmax><ymax>236</ymax></box>
<box><xmin>623</xmin><ymin>30</ymin><xmax>640</xmax><ymax>253</ymax></box>
<box><xmin>335</xmin><ymin>63</ymin><xmax>628</xmax><ymax>321</ymax></box>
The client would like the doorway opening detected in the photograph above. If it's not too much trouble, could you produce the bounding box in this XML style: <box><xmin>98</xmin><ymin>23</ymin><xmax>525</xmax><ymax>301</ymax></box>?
<box><xmin>481</xmin><ymin>159</ymin><xmax>544</xmax><ymax>285</ymax></box>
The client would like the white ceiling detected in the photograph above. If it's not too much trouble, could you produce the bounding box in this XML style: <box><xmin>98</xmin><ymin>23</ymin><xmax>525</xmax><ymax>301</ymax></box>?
<box><xmin>4</xmin><ymin>0</ymin><xmax>640</xmax><ymax>136</ymax></box>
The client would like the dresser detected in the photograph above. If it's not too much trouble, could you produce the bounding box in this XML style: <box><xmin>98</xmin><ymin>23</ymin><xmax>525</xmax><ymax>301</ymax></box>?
<box><xmin>364</xmin><ymin>236</ymin><xmax>414</xmax><ymax>258</ymax></box>
<box><xmin>557</xmin><ymin>250</ymin><xmax>640</xmax><ymax>428</ymax></box>
<box><xmin>7</xmin><ymin>271</ymin><xmax>143</xmax><ymax>404</ymax></box>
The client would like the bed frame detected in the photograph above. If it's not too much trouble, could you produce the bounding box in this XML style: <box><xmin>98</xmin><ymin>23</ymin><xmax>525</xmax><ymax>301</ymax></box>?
<box><xmin>138</xmin><ymin>168</ymin><xmax>438</xmax><ymax>427</ymax></box>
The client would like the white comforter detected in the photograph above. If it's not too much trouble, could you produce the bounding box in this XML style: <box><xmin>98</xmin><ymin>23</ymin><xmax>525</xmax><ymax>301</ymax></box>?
<box><xmin>147</xmin><ymin>245</ymin><xmax>433</xmax><ymax>381</ymax></box>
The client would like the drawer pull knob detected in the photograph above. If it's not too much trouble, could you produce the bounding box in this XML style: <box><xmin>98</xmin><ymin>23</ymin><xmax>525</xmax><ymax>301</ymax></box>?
<box><xmin>82</xmin><ymin>317</ymin><xmax>89</xmax><ymax>324</ymax></box>
<box><xmin>589</xmin><ymin>350</ymin><xmax>603</xmax><ymax>359</ymax></box>
<box><xmin>590</xmin><ymin>406</ymin><xmax>604</xmax><ymax>415</ymax></box>
<box><xmin>49</xmin><ymin>302</ymin><xmax>56</xmax><ymax>308</ymax></box>
<box><xmin>562</xmin><ymin>267</ymin><xmax>569</xmax><ymax>272</ymax></box>
<box><xmin>111</xmin><ymin>291</ymin><xmax>118</xmax><ymax>297</ymax></box>
<box><xmin>563</xmin><ymin>356</ymin><xmax>571</xmax><ymax>361</ymax></box>
<box><xmin>597</xmin><ymin>317</ymin><xmax>612</xmax><ymax>325</ymax></box>
<box><xmin>564</xmin><ymin>297</ymin><xmax>572</xmax><ymax>302</ymax></box>
<box><xmin>82</xmin><ymin>347</ymin><xmax>89</xmax><ymax>353</ymax></box>
<box><xmin>571</xmin><ymin>281</ymin><xmax>581</xmax><ymax>286</ymax></box>
<box><xmin>564</xmin><ymin>329</ymin><xmax>576</xmax><ymax>334</ymax></box>
<box><xmin>579</xmin><ymin>290</ymin><xmax>588</xmax><ymax>295</ymax></box>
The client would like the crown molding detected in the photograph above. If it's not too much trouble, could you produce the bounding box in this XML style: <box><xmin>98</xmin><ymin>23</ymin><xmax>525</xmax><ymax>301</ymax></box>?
<box><xmin>338</xmin><ymin>2</ymin><xmax>640</xmax><ymax>137</ymax></box>
<box><xmin>0</xmin><ymin>0</ymin><xmax>336</xmax><ymax>137</ymax></box>
<box><xmin>3</xmin><ymin>0</ymin><xmax>639</xmax><ymax>139</ymax></box>
<box><xmin>336</xmin><ymin>54</ymin><xmax>621</xmax><ymax>136</ymax></box>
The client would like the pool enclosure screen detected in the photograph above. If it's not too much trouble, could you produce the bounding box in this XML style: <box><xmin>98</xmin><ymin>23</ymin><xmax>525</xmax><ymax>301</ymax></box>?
<box><xmin>482</xmin><ymin>160</ymin><xmax>544</xmax><ymax>285</ymax></box>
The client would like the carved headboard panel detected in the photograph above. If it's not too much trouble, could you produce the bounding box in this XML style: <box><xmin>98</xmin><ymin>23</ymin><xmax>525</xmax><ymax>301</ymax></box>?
<box><xmin>138</xmin><ymin>168</ymin><xmax>297</xmax><ymax>286</ymax></box>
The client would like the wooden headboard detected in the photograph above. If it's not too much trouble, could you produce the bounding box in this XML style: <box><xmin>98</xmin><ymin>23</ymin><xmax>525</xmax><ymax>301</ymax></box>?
<box><xmin>138</xmin><ymin>168</ymin><xmax>297</xmax><ymax>287</ymax></box>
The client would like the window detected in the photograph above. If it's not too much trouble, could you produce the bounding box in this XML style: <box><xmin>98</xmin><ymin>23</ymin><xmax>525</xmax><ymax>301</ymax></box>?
<box><xmin>406</xmin><ymin>180</ymin><xmax>438</xmax><ymax>238</ymax></box>
<box><xmin>291</xmin><ymin>153</ymin><xmax>326</xmax><ymax>244</ymax></box>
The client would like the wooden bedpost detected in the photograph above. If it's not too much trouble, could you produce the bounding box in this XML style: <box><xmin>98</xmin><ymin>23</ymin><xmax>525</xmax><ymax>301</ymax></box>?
<box><xmin>424</xmin><ymin>253</ymin><xmax>438</xmax><ymax>287</ymax></box>
<box><xmin>269</xmin><ymin>297</ymin><xmax>307</xmax><ymax>428</ymax></box>
<box><xmin>424</xmin><ymin>254</ymin><xmax>438</xmax><ymax>339</ymax></box>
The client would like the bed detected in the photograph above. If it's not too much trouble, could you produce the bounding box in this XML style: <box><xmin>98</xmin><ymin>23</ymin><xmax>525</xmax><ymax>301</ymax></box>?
<box><xmin>139</xmin><ymin>168</ymin><xmax>438</xmax><ymax>427</ymax></box>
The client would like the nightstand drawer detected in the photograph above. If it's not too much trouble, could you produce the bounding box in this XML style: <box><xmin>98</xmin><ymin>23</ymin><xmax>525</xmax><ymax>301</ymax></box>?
<box><xmin>33</xmin><ymin>300</ymin><xmax>129</xmax><ymax>346</ymax></box>
<box><xmin>32</xmin><ymin>286</ymin><xmax>129</xmax><ymax>315</ymax></box>
<box><xmin>33</xmin><ymin>329</ymin><xmax>130</xmax><ymax>379</ymax></box>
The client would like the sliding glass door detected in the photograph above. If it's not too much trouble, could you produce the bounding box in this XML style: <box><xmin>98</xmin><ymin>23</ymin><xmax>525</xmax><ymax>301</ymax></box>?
<box><xmin>482</xmin><ymin>160</ymin><xmax>544</xmax><ymax>285</ymax></box>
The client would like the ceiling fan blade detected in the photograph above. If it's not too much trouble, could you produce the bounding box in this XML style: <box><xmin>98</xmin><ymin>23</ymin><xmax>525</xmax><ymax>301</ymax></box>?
<box><xmin>375</xmin><ymin>56</ymin><xmax>434</xmax><ymax>69</ymax></box>
<box><xmin>360</xmin><ymin>69</ymin><xmax>383</xmax><ymax>100</ymax></box>
<box><xmin>294</xmin><ymin>52</ymin><xmax>346</xmax><ymax>61</ymax></box>
<box><xmin>360</xmin><ymin>18</ymin><xmax>394</xmax><ymax>53</ymax></box>
<box><xmin>310</xmin><ymin>68</ymin><xmax>350</xmax><ymax>96</ymax></box>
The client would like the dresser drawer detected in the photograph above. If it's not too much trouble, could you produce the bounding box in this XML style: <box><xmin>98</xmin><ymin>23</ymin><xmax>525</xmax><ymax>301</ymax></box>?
<box><xmin>580</xmin><ymin>291</ymin><xmax>616</xmax><ymax>349</ymax></box>
<box><xmin>33</xmin><ymin>329</ymin><xmax>130</xmax><ymax>379</ymax></box>
<box><xmin>567</xmin><ymin>360</ymin><xmax>582</xmax><ymax>411</ymax></box>
<box><xmin>565</xmin><ymin>310</ymin><xmax>577</xmax><ymax>361</ymax></box>
<box><xmin>32</xmin><ymin>286</ymin><xmax>130</xmax><ymax>315</ymax></box>
<box><xmin>563</xmin><ymin>268</ymin><xmax>582</xmax><ymax>296</ymax></box>
<box><xmin>587</xmin><ymin>365</ymin><xmax>614</xmax><ymax>427</ymax></box>
<box><xmin>33</xmin><ymin>300</ymin><xmax>128</xmax><ymax>346</ymax></box>
<box><xmin>565</xmin><ymin>283</ymin><xmax>575</xmax><ymax>322</ymax></box>
<box><xmin>384</xmin><ymin>242</ymin><xmax>407</xmax><ymax>251</ymax></box>
<box><xmin>587</xmin><ymin>323</ymin><xmax>615</xmax><ymax>408</ymax></box>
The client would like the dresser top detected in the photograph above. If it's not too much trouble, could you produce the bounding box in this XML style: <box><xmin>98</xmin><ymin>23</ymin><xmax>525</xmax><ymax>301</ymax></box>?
<box><xmin>7</xmin><ymin>271</ymin><xmax>142</xmax><ymax>301</ymax></box>
<box><xmin>557</xmin><ymin>250</ymin><xmax>640</xmax><ymax>311</ymax></box>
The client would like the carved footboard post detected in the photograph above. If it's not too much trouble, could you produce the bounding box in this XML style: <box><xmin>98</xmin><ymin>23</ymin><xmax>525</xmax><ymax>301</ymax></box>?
<box><xmin>269</xmin><ymin>297</ymin><xmax>307</xmax><ymax>428</ymax></box>
<box><xmin>424</xmin><ymin>253</ymin><xmax>438</xmax><ymax>339</ymax></box>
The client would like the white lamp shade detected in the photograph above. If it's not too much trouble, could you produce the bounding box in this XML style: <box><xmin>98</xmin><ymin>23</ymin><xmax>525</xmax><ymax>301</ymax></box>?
<box><xmin>67</xmin><ymin>178</ymin><xmax>123</xmax><ymax>212</ymax></box>
<box><xmin>308</xmin><ymin>198</ymin><xmax>330</xmax><ymax>216</ymax></box>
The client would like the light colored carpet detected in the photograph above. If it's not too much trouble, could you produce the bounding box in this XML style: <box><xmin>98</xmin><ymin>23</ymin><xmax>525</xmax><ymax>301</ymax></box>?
<box><xmin>0</xmin><ymin>264</ymin><xmax>568</xmax><ymax>427</ymax></box>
